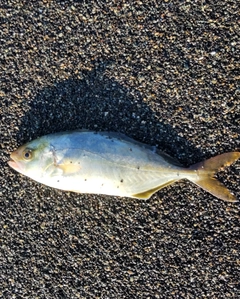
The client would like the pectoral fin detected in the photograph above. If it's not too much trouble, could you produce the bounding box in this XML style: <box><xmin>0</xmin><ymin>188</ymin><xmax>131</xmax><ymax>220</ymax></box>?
<box><xmin>57</xmin><ymin>163</ymin><xmax>81</xmax><ymax>174</ymax></box>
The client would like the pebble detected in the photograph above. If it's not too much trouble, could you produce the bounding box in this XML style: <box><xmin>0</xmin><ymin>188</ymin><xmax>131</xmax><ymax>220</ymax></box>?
<box><xmin>1</xmin><ymin>1</ymin><xmax>239</xmax><ymax>298</ymax></box>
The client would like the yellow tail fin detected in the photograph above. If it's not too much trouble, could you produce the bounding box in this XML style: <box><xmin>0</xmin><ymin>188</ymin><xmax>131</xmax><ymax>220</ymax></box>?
<box><xmin>189</xmin><ymin>152</ymin><xmax>240</xmax><ymax>202</ymax></box>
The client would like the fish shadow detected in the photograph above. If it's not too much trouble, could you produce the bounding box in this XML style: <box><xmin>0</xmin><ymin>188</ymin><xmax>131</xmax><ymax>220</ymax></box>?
<box><xmin>16</xmin><ymin>60</ymin><xmax>203</xmax><ymax>166</ymax></box>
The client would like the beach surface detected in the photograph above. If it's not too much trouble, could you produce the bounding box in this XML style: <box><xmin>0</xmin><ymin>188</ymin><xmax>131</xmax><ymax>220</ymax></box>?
<box><xmin>1</xmin><ymin>1</ymin><xmax>239</xmax><ymax>298</ymax></box>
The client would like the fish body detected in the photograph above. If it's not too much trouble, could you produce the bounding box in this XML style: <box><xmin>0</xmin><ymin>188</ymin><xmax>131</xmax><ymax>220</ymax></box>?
<box><xmin>8</xmin><ymin>130</ymin><xmax>240</xmax><ymax>201</ymax></box>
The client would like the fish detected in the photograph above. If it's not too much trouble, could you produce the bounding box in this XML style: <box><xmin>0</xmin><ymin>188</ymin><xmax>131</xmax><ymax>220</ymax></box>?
<box><xmin>8</xmin><ymin>130</ymin><xmax>240</xmax><ymax>202</ymax></box>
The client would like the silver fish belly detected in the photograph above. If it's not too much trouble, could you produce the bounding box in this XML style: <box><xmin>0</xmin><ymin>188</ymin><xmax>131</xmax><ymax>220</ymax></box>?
<box><xmin>41</xmin><ymin>131</ymin><xmax>185</xmax><ymax>198</ymax></box>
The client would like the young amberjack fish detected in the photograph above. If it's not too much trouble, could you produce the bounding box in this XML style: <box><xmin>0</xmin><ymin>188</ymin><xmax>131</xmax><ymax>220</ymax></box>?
<box><xmin>8</xmin><ymin>130</ymin><xmax>240</xmax><ymax>202</ymax></box>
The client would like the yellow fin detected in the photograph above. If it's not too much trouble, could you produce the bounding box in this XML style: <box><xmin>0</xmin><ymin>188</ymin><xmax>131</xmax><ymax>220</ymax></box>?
<box><xmin>190</xmin><ymin>152</ymin><xmax>240</xmax><ymax>171</ymax></box>
<box><xmin>189</xmin><ymin>152</ymin><xmax>240</xmax><ymax>202</ymax></box>
<box><xmin>193</xmin><ymin>177</ymin><xmax>237</xmax><ymax>202</ymax></box>
<box><xmin>57</xmin><ymin>163</ymin><xmax>81</xmax><ymax>174</ymax></box>
<box><xmin>132</xmin><ymin>180</ymin><xmax>177</xmax><ymax>199</ymax></box>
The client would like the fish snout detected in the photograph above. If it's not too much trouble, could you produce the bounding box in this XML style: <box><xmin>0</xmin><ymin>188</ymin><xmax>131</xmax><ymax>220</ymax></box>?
<box><xmin>8</xmin><ymin>150</ymin><xmax>23</xmax><ymax>172</ymax></box>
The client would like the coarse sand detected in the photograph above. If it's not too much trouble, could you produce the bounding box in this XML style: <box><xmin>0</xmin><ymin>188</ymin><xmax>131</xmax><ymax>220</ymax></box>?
<box><xmin>1</xmin><ymin>1</ymin><xmax>239</xmax><ymax>298</ymax></box>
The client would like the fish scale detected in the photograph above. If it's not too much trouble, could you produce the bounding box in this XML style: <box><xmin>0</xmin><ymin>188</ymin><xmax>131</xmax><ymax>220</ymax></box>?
<box><xmin>8</xmin><ymin>130</ymin><xmax>240</xmax><ymax>202</ymax></box>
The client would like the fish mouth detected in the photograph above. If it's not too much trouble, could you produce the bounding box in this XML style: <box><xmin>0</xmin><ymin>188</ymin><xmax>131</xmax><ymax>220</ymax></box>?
<box><xmin>8</xmin><ymin>153</ymin><xmax>23</xmax><ymax>172</ymax></box>
<box><xmin>8</xmin><ymin>158</ymin><xmax>18</xmax><ymax>169</ymax></box>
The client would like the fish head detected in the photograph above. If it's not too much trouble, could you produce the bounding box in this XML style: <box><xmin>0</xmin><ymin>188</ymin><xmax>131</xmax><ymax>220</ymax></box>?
<box><xmin>8</xmin><ymin>138</ymin><xmax>53</xmax><ymax>179</ymax></box>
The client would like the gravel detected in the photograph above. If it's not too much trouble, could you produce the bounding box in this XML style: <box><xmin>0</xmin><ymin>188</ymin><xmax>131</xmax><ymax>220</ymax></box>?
<box><xmin>0</xmin><ymin>0</ymin><xmax>239</xmax><ymax>298</ymax></box>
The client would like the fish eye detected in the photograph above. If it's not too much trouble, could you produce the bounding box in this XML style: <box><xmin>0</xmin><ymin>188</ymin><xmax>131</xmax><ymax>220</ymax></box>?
<box><xmin>23</xmin><ymin>149</ymin><xmax>33</xmax><ymax>160</ymax></box>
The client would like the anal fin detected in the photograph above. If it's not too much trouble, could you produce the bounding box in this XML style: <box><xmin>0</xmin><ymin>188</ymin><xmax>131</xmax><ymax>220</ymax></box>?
<box><xmin>132</xmin><ymin>180</ymin><xmax>177</xmax><ymax>199</ymax></box>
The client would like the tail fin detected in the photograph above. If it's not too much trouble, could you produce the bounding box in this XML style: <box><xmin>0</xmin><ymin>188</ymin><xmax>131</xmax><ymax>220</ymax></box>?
<box><xmin>189</xmin><ymin>152</ymin><xmax>240</xmax><ymax>202</ymax></box>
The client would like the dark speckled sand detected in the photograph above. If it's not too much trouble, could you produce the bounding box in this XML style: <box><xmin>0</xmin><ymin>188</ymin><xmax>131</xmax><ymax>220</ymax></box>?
<box><xmin>1</xmin><ymin>1</ymin><xmax>240</xmax><ymax>298</ymax></box>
